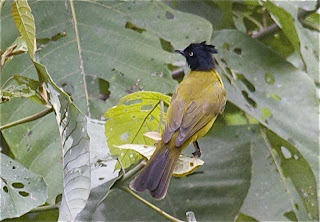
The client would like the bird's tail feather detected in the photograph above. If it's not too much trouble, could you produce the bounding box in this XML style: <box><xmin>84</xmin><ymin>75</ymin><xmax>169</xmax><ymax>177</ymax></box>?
<box><xmin>129</xmin><ymin>142</ymin><xmax>180</xmax><ymax>200</ymax></box>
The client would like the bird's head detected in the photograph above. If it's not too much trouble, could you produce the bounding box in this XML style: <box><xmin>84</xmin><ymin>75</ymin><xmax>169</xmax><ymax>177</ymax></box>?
<box><xmin>175</xmin><ymin>41</ymin><xmax>218</xmax><ymax>71</ymax></box>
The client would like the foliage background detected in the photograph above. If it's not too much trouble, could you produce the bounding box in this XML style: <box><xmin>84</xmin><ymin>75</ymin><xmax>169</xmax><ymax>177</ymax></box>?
<box><xmin>0</xmin><ymin>0</ymin><xmax>319</xmax><ymax>221</ymax></box>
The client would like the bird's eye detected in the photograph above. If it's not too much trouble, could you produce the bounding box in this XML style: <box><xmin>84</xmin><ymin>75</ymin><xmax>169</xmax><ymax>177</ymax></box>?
<box><xmin>189</xmin><ymin>51</ymin><xmax>193</xmax><ymax>56</ymax></box>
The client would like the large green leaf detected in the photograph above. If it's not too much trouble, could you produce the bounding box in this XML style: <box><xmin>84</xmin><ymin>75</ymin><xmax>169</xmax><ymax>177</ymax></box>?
<box><xmin>0</xmin><ymin>153</ymin><xmax>47</xmax><ymax>220</ymax></box>
<box><xmin>265</xmin><ymin>0</ymin><xmax>319</xmax><ymax>84</ymax></box>
<box><xmin>75</xmin><ymin>119</ymin><xmax>119</xmax><ymax>221</ymax></box>
<box><xmin>241</xmin><ymin>128</ymin><xmax>318</xmax><ymax>221</ymax></box>
<box><xmin>95</xmin><ymin>124</ymin><xmax>253</xmax><ymax>221</ymax></box>
<box><xmin>213</xmin><ymin>30</ymin><xmax>319</xmax><ymax>188</ymax></box>
<box><xmin>33</xmin><ymin>61</ymin><xmax>91</xmax><ymax>221</ymax></box>
<box><xmin>105</xmin><ymin>91</ymin><xmax>171</xmax><ymax>170</ymax></box>
<box><xmin>0</xmin><ymin>0</ymin><xmax>212</xmax><ymax>208</ymax></box>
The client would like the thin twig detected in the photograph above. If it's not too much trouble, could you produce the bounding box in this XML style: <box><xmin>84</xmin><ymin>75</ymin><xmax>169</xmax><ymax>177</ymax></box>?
<box><xmin>252</xmin><ymin>23</ymin><xmax>280</xmax><ymax>39</ymax></box>
<box><xmin>0</xmin><ymin>107</ymin><xmax>53</xmax><ymax>130</ymax></box>
<box><xmin>120</xmin><ymin>186</ymin><xmax>183</xmax><ymax>222</ymax></box>
<box><xmin>112</xmin><ymin>162</ymin><xmax>145</xmax><ymax>189</ymax></box>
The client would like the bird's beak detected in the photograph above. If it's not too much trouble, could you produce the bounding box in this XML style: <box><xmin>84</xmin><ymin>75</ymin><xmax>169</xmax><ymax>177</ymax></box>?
<box><xmin>175</xmin><ymin>49</ymin><xmax>184</xmax><ymax>55</ymax></box>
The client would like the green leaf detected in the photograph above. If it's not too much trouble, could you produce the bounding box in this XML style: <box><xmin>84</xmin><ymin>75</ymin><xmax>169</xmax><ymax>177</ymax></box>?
<box><xmin>98</xmin><ymin>125</ymin><xmax>253</xmax><ymax>221</ymax></box>
<box><xmin>265</xmin><ymin>0</ymin><xmax>300</xmax><ymax>52</ymax></box>
<box><xmin>0</xmin><ymin>36</ymin><xmax>28</xmax><ymax>66</ymax></box>
<box><xmin>11</xmin><ymin>0</ymin><xmax>36</xmax><ymax>59</ymax></box>
<box><xmin>213</xmin><ymin>30</ymin><xmax>319</xmax><ymax>192</ymax></box>
<box><xmin>236</xmin><ymin>213</ymin><xmax>258</xmax><ymax>222</ymax></box>
<box><xmin>304</xmin><ymin>12</ymin><xmax>320</xmax><ymax>31</ymax></box>
<box><xmin>0</xmin><ymin>84</ymin><xmax>35</xmax><ymax>103</ymax></box>
<box><xmin>1</xmin><ymin>0</ymin><xmax>211</xmax><ymax>209</ymax></box>
<box><xmin>0</xmin><ymin>75</ymin><xmax>45</xmax><ymax>104</ymax></box>
<box><xmin>267</xmin><ymin>130</ymin><xmax>318</xmax><ymax>220</ymax></box>
<box><xmin>28</xmin><ymin>0</ymin><xmax>211</xmax><ymax>118</ymax></box>
<box><xmin>33</xmin><ymin>61</ymin><xmax>91</xmax><ymax>221</ymax></box>
<box><xmin>264</xmin><ymin>1</ymin><xmax>319</xmax><ymax>83</ymax></box>
<box><xmin>240</xmin><ymin>128</ymin><xmax>318</xmax><ymax>221</ymax></box>
<box><xmin>75</xmin><ymin>119</ymin><xmax>119</xmax><ymax>221</ymax></box>
<box><xmin>105</xmin><ymin>91</ymin><xmax>171</xmax><ymax>170</ymax></box>
<box><xmin>0</xmin><ymin>153</ymin><xmax>47</xmax><ymax>220</ymax></box>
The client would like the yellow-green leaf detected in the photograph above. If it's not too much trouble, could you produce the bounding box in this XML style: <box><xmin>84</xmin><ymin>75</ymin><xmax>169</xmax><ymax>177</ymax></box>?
<box><xmin>105</xmin><ymin>91</ymin><xmax>171</xmax><ymax>170</ymax></box>
<box><xmin>11</xmin><ymin>0</ymin><xmax>36</xmax><ymax>59</ymax></box>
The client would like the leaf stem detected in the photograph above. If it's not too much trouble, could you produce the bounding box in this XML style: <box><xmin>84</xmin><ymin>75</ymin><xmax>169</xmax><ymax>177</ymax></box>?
<box><xmin>112</xmin><ymin>162</ymin><xmax>145</xmax><ymax>189</ymax></box>
<box><xmin>120</xmin><ymin>186</ymin><xmax>183</xmax><ymax>222</ymax></box>
<box><xmin>0</xmin><ymin>107</ymin><xmax>53</xmax><ymax>130</ymax></box>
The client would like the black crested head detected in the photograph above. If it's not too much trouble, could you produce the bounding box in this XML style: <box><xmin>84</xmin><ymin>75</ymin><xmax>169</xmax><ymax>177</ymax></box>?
<box><xmin>175</xmin><ymin>41</ymin><xmax>218</xmax><ymax>71</ymax></box>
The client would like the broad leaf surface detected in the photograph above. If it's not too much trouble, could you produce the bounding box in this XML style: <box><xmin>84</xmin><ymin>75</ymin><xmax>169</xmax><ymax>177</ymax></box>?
<box><xmin>0</xmin><ymin>0</ymin><xmax>212</xmax><ymax>207</ymax></box>
<box><xmin>33</xmin><ymin>61</ymin><xmax>91</xmax><ymax>221</ymax></box>
<box><xmin>75</xmin><ymin>119</ymin><xmax>119</xmax><ymax>222</ymax></box>
<box><xmin>214</xmin><ymin>30</ymin><xmax>319</xmax><ymax>188</ymax></box>
<box><xmin>105</xmin><ymin>91</ymin><xmax>171</xmax><ymax>170</ymax></box>
<box><xmin>95</xmin><ymin>125</ymin><xmax>253</xmax><ymax>221</ymax></box>
<box><xmin>265</xmin><ymin>0</ymin><xmax>319</xmax><ymax>84</ymax></box>
<box><xmin>241</xmin><ymin>129</ymin><xmax>318</xmax><ymax>221</ymax></box>
<box><xmin>0</xmin><ymin>153</ymin><xmax>47</xmax><ymax>220</ymax></box>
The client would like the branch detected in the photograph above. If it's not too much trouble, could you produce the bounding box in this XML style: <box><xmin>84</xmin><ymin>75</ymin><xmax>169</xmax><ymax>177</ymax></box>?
<box><xmin>120</xmin><ymin>186</ymin><xmax>183</xmax><ymax>222</ymax></box>
<box><xmin>0</xmin><ymin>107</ymin><xmax>53</xmax><ymax>130</ymax></box>
<box><xmin>252</xmin><ymin>23</ymin><xmax>280</xmax><ymax>39</ymax></box>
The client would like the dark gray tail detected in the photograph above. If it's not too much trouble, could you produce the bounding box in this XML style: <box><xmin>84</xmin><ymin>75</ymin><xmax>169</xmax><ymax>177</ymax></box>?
<box><xmin>129</xmin><ymin>146</ymin><xmax>179</xmax><ymax>200</ymax></box>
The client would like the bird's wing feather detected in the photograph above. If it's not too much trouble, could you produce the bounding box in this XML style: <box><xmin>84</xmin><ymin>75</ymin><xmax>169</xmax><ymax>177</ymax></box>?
<box><xmin>163</xmin><ymin>99</ymin><xmax>185</xmax><ymax>143</ymax></box>
<box><xmin>163</xmin><ymin>80</ymin><xmax>225</xmax><ymax>147</ymax></box>
<box><xmin>175</xmin><ymin>101</ymin><xmax>220</xmax><ymax>147</ymax></box>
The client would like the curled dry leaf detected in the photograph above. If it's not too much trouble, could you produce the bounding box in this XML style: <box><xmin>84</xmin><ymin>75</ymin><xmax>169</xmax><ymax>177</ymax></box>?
<box><xmin>143</xmin><ymin>131</ymin><xmax>162</xmax><ymax>141</ymax></box>
<box><xmin>115</xmin><ymin>144</ymin><xmax>204</xmax><ymax>177</ymax></box>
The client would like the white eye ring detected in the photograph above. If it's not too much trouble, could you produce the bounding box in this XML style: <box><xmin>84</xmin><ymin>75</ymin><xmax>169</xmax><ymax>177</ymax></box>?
<box><xmin>189</xmin><ymin>51</ymin><xmax>193</xmax><ymax>56</ymax></box>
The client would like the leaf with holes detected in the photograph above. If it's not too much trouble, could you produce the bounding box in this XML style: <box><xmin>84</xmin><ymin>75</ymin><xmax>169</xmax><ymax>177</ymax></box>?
<box><xmin>1</xmin><ymin>1</ymin><xmax>212</xmax><ymax>205</ymax></box>
<box><xmin>0</xmin><ymin>153</ymin><xmax>47</xmax><ymax>220</ymax></box>
<box><xmin>105</xmin><ymin>91</ymin><xmax>171</xmax><ymax>170</ymax></box>
<box><xmin>264</xmin><ymin>1</ymin><xmax>319</xmax><ymax>83</ymax></box>
<box><xmin>33</xmin><ymin>61</ymin><xmax>91</xmax><ymax>221</ymax></box>
<box><xmin>240</xmin><ymin>129</ymin><xmax>318</xmax><ymax>221</ymax></box>
<box><xmin>0</xmin><ymin>84</ymin><xmax>35</xmax><ymax>103</ymax></box>
<box><xmin>0</xmin><ymin>75</ymin><xmax>45</xmax><ymax>104</ymax></box>
<box><xmin>100</xmin><ymin>125</ymin><xmax>253</xmax><ymax>221</ymax></box>
<box><xmin>75</xmin><ymin>119</ymin><xmax>119</xmax><ymax>222</ymax></box>
<box><xmin>11</xmin><ymin>0</ymin><xmax>36</xmax><ymax>59</ymax></box>
<box><xmin>214</xmin><ymin>30</ymin><xmax>319</xmax><ymax>193</ymax></box>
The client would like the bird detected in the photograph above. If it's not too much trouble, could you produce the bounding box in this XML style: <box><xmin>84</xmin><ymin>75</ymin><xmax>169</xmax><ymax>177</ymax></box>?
<box><xmin>130</xmin><ymin>41</ymin><xmax>227</xmax><ymax>200</ymax></box>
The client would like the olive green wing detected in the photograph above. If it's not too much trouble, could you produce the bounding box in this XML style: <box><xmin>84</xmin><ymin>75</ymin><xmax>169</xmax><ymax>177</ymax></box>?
<box><xmin>163</xmin><ymin>86</ymin><xmax>226</xmax><ymax>147</ymax></box>
<box><xmin>175</xmin><ymin>99</ymin><xmax>223</xmax><ymax>147</ymax></box>
<box><xmin>163</xmin><ymin>94</ymin><xmax>185</xmax><ymax>144</ymax></box>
